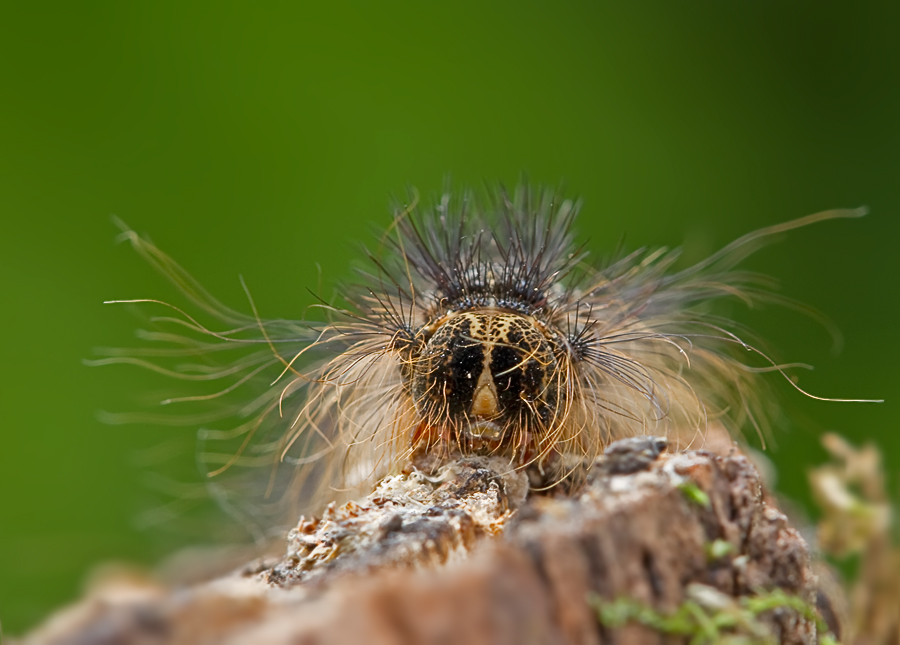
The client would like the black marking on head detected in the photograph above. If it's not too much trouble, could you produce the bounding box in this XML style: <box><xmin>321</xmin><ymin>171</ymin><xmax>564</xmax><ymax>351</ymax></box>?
<box><xmin>412</xmin><ymin>314</ymin><xmax>484</xmax><ymax>420</ymax></box>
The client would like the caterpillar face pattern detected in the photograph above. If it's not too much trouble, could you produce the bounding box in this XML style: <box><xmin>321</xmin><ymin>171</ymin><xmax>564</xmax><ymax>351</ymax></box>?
<box><xmin>99</xmin><ymin>184</ymin><xmax>872</xmax><ymax>540</ymax></box>
<box><xmin>411</xmin><ymin>311</ymin><xmax>561</xmax><ymax>450</ymax></box>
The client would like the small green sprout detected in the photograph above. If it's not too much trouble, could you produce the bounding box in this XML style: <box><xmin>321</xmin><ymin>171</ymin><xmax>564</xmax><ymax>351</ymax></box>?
<box><xmin>678</xmin><ymin>480</ymin><xmax>711</xmax><ymax>508</ymax></box>
<box><xmin>705</xmin><ymin>539</ymin><xmax>734</xmax><ymax>561</ymax></box>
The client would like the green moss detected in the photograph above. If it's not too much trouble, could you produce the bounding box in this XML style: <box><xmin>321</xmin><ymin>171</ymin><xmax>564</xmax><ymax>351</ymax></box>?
<box><xmin>588</xmin><ymin>585</ymin><xmax>837</xmax><ymax>645</ymax></box>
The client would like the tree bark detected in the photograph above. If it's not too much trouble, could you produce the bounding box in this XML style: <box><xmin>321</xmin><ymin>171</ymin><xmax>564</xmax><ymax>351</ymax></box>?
<box><xmin>18</xmin><ymin>440</ymin><xmax>827</xmax><ymax>645</ymax></box>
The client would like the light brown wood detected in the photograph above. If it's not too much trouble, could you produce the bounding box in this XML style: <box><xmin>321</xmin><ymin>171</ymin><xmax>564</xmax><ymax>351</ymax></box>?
<box><xmin>18</xmin><ymin>442</ymin><xmax>825</xmax><ymax>645</ymax></box>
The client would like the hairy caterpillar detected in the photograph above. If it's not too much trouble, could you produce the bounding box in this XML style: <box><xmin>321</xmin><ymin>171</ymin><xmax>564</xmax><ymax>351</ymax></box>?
<box><xmin>96</xmin><ymin>184</ymin><xmax>876</xmax><ymax>541</ymax></box>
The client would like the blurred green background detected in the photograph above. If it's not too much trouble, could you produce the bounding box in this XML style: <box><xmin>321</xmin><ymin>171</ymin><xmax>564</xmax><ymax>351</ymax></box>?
<box><xmin>1</xmin><ymin>1</ymin><xmax>897</xmax><ymax>635</ymax></box>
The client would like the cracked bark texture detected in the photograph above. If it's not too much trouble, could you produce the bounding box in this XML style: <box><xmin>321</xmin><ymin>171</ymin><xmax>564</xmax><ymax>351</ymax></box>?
<box><xmin>18</xmin><ymin>444</ymin><xmax>825</xmax><ymax>645</ymax></box>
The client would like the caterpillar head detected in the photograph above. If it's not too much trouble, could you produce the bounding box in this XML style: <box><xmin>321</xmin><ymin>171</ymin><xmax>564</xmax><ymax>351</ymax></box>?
<box><xmin>411</xmin><ymin>310</ymin><xmax>563</xmax><ymax>453</ymax></box>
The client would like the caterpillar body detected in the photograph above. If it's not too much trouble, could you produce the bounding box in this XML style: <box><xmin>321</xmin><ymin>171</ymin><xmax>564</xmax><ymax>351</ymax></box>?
<box><xmin>98</xmin><ymin>184</ymin><xmax>874</xmax><ymax>541</ymax></box>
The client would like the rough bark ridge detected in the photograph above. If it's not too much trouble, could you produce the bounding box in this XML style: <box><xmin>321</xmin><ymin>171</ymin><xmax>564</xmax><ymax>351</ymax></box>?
<box><xmin>19</xmin><ymin>443</ymin><xmax>822</xmax><ymax>645</ymax></box>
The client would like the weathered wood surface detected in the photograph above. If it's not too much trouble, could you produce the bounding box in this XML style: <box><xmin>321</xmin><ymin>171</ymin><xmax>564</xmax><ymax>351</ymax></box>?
<box><xmin>19</xmin><ymin>440</ymin><xmax>825</xmax><ymax>644</ymax></box>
